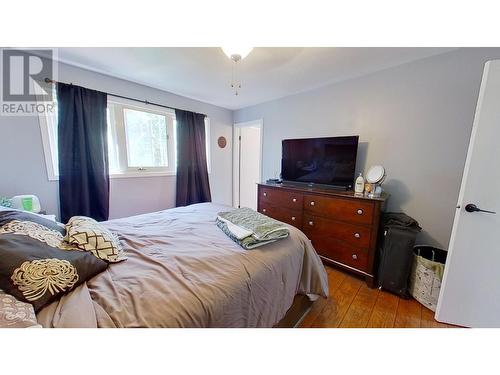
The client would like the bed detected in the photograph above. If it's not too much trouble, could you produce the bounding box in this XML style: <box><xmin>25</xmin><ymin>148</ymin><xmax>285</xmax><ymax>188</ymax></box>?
<box><xmin>35</xmin><ymin>203</ymin><xmax>328</xmax><ymax>328</ymax></box>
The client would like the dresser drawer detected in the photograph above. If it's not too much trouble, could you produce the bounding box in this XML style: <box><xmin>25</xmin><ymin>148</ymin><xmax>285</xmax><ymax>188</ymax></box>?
<box><xmin>302</xmin><ymin>214</ymin><xmax>371</xmax><ymax>248</ymax></box>
<box><xmin>259</xmin><ymin>187</ymin><xmax>303</xmax><ymax>211</ymax></box>
<box><xmin>308</xmin><ymin>235</ymin><xmax>369</xmax><ymax>271</ymax></box>
<box><xmin>303</xmin><ymin>194</ymin><xmax>374</xmax><ymax>225</ymax></box>
<box><xmin>258</xmin><ymin>205</ymin><xmax>302</xmax><ymax>229</ymax></box>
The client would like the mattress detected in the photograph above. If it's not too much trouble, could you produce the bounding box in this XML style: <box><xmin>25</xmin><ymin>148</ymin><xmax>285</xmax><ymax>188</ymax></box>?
<box><xmin>37</xmin><ymin>203</ymin><xmax>328</xmax><ymax>327</ymax></box>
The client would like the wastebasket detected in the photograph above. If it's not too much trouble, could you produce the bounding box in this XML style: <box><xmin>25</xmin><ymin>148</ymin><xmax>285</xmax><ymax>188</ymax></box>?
<box><xmin>409</xmin><ymin>245</ymin><xmax>447</xmax><ymax>311</ymax></box>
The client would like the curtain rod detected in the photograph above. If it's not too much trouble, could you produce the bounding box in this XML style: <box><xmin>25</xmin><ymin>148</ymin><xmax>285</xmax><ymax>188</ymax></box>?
<box><xmin>44</xmin><ymin>78</ymin><xmax>206</xmax><ymax>117</ymax></box>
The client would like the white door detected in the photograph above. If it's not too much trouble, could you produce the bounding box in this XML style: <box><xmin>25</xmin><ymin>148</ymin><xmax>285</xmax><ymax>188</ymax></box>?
<box><xmin>435</xmin><ymin>61</ymin><xmax>500</xmax><ymax>327</ymax></box>
<box><xmin>233</xmin><ymin>120</ymin><xmax>263</xmax><ymax>210</ymax></box>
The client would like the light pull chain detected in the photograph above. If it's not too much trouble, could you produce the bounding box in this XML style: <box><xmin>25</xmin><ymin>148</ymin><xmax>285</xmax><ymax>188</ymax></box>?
<box><xmin>231</xmin><ymin>61</ymin><xmax>235</xmax><ymax>90</ymax></box>
<box><xmin>231</xmin><ymin>60</ymin><xmax>242</xmax><ymax>96</ymax></box>
<box><xmin>234</xmin><ymin>60</ymin><xmax>240</xmax><ymax>96</ymax></box>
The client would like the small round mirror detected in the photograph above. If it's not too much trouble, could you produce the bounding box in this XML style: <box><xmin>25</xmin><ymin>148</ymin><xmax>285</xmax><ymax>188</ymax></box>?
<box><xmin>366</xmin><ymin>165</ymin><xmax>386</xmax><ymax>184</ymax></box>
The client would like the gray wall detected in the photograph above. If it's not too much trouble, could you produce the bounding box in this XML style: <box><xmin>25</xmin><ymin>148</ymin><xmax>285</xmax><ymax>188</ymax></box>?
<box><xmin>0</xmin><ymin>62</ymin><xmax>233</xmax><ymax>219</ymax></box>
<box><xmin>234</xmin><ymin>48</ymin><xmax>500</xmax><ymax>248</ymax></box>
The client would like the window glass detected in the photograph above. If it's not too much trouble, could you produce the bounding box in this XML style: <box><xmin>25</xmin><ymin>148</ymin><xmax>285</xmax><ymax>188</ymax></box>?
<box><xmin>123</xmin><ymin>108</ymin><xmax>168</xmax><ymax>168</ymax></box>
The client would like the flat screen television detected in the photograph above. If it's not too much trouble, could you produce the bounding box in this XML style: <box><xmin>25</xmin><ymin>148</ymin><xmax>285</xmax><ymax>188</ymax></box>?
<box><xmin>281</xmin><ymin>136</ymin><xmax>359</xmax><ymax>189</ymax></box>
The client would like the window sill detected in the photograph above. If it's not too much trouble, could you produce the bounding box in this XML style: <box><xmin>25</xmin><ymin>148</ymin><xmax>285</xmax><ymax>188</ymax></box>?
<box><xmin>47</xmin><ymin>171</ymin><xmax>176</xmax><ymax>181</ymax></box>
<box><xmin>110</xmin><ymin>171</ymin><xmax>176</xmax><ymax>179</ymax></box>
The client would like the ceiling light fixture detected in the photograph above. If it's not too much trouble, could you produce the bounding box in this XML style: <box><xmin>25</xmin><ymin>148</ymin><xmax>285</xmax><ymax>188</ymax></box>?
<box><xmin>222</xmin><ymin>47</ymin><xmax>253</xmax><ymax>62</ymax></box>
<box><xmin>221</xmin><ymin>47</ymin><xmax>253</xmax><ymax>96</ymax></box>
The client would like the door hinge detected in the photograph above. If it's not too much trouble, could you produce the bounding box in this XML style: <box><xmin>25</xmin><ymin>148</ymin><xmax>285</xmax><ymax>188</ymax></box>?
<box><xmin>239</xmin><ymin>135</ymin><xmax>241</xmax><ymax>141</ymax></box>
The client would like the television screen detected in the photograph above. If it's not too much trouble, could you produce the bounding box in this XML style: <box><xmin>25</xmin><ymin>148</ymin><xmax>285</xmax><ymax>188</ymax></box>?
<box><xmin>281</xmin><ymin>136</ymin><xmax>359</xmax><ymax>188</ymax></box>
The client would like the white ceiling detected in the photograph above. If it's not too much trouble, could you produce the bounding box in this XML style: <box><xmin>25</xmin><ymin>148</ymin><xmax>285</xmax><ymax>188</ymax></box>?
<box><xmin>57</xmin><ymin>47</ymin><xmax>456</xmax><ymax>110</ymax></box>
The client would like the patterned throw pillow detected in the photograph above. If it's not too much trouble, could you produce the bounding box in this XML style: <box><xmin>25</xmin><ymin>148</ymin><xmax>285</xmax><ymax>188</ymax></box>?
<box><xmin>0</xmin><ymin>210</ymin><xmax>108</xmax><ymax>312</ymax></box>
<box><xmin>0</xmin><ymin>289</ymin><xmax>39</xmax><ymax>328</ymax></box>
<box><xmin>65</xmin><ymin>216</ymin><xmax>127</xmax><ymax>263</ymax></box>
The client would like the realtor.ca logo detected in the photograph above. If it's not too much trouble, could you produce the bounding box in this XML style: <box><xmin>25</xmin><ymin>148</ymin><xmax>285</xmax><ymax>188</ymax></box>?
<box><xmin>0</xmin><ymin>48</ymin><xmax>57</xmax><ymax>116</ymax></box>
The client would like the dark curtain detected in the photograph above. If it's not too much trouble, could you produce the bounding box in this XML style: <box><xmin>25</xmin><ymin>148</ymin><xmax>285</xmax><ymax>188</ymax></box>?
<box><xmin>57</xmin><ymin>83</ymin><xmax>109</xmax><ymax>223</ymax></box>
<box><xmin>175</xmin><ymin>109</ymin><xmax>211</xmax><ymax>206</ymax></box>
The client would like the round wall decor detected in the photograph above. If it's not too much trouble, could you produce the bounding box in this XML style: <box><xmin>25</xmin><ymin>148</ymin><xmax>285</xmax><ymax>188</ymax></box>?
<box><xmin>217</xmin><ymin>136</ymin><xmax>227</xmax><ymax>148</ymax></box>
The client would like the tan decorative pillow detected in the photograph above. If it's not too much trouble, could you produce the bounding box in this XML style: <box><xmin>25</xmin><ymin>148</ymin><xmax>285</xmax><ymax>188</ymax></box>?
<box><xmin>65</xmin><ymin>216</ymin><xmax>127</xmax><ymax>263</ymax></box>
<box><xmin>0</xmin><ymin>289</ymin><xmax>40</xmax><ymax>328</ymax></box>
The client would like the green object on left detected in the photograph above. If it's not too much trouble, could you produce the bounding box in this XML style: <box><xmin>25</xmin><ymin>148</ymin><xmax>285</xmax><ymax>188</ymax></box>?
<box><xmin>21</xmin><ymin>197</ymin><xmax>33</xmax><ymax>211</ymax></box>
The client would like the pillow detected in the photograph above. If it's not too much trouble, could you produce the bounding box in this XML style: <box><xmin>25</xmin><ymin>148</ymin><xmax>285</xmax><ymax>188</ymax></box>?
<box><xmin>0</xmin><ymin>206</ymin><xmax>59</xmax><ymax>223</ymax></box>
<box><xmin>38</xmin><ymin>214</ymin><xmax>57</xmax><ymax>222</ymax></box>
<box><xmin>0</xmin><ymin>289</ymin><xmax>39</xmax><ymax>328</ymax></box>
<box><xmin>65</xmin><ymin>216</ymin><xmax>127</xmax><ymax>263</ymax></box>
<box><xmin>0</xmin><ymin>210</ymin><xmax>108</xmax><ymax>312</ymax></box>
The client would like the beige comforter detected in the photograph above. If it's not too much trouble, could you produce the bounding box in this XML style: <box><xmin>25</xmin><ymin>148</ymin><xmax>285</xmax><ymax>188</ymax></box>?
<box><xmin>37</xmin><ymin>203</ymin><xmax>328</xmax><ymax>328</ymax></box>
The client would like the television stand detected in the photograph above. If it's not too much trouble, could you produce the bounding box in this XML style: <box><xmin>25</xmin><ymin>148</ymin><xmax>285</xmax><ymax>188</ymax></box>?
<box><xmin>257</xmin><ymin>182</ymin><xmax>387</xmax><ymax>287</ymax></box>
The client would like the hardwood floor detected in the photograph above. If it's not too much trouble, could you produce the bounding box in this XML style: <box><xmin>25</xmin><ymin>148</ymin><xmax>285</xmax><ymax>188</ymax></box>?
<box><xmin>299</xmin><ymin>265</ymin><xmax>457</xmax><ymax>328</ymax></box>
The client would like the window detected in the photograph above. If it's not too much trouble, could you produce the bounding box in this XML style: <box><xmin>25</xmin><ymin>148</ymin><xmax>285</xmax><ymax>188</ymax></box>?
<box><xmin>107</xmin><ymin>99</ymin><xmax>176</xmax><ymax>176</ymax></box>
<box><xmin>39</xmin><ymin>95</ymin><xmax>211</xmax><ymax>180</ymax></box>
<box><xmin>124</xmin><ymin>108</ymin><xmax>169</xmax><ymax>168</ymax></box>
<box><xmin>39</xmin><ymin>87</ymin><xmax>59</xmax><ymax>180</ymax></box>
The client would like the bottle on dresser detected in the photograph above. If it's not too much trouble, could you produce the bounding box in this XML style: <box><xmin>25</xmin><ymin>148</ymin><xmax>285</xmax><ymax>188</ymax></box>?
<box><xmin>354</xmin><ymin>173</ymin><xmax>365</xmax><ymax>194</ymax></box>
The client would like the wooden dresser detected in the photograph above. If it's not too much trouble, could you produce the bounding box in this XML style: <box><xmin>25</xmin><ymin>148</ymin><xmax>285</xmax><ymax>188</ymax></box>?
<box><xmin>257</xmin><ymin>183</ymin><xmax>387</xmax><ymax>286</ymax></box>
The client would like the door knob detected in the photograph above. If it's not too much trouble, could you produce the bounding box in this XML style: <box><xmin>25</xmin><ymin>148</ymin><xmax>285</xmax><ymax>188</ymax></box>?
<box><xmin>465</xmin><ymin>203</ymin><xmax>496</xmax><ymax>214</ymax></box>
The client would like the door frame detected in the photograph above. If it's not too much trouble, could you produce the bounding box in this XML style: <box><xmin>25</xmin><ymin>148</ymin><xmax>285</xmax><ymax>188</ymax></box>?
<box><xmin>233</xmin><ymin>119</ymin><xmax>264</xmax><ymax>208</ymax></box>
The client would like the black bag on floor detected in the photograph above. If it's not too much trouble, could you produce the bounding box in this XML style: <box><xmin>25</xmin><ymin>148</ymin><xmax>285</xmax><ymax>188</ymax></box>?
<box><xmin>376</xmin><ymin>212</ymin><xmax>422</xmax><ymax>298</ymax></box>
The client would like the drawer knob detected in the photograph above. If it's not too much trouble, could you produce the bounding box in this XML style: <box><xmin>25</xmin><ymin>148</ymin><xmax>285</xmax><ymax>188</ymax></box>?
<box><xmin>308</xmin><ymin>221</ymin><xmax>314</xmax><ymax>226</ymax></box>
<box><xmin>357</xmin><ymin>209</ymin><xmax>363</xmax><ymax>215</ymax></box>
<box><xmin>292</xmin><ymin>198</ymin><xmax>297</xmax><ymax>202</ymax></box>
<box><xmin>262</xmin><ymin>208</ymin><xmax>266</xmax><ymax>213</ymax></box>
<box><xmin>291</xmin><ymin>216</ymin><xmax>296</xmax><ymax>221</ymax></box>
<box><xmin>354</xmin><ymin>232</ymin><xmax>361</xmax><ymax>238</ymax></box>
<box><xmin>352</xmin><ymin>254</ymin><xmax>358</xmax><ymax>260</ymax></box>
<box><xmin>263</xmin><ymin>192</ymin><xmax>267</xmax><ymax>197</ymax></box>
<box><xmin>310</xmin><ymin>201</ymin><xmax>315</xmax><ymax>206</ymax></box>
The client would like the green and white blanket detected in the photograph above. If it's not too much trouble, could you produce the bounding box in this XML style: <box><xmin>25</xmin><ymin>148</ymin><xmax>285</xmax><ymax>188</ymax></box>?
<box><xmin>216</xmin><ymin>207</ymin><xmax>289</xmax><ymax>249</ymax></box>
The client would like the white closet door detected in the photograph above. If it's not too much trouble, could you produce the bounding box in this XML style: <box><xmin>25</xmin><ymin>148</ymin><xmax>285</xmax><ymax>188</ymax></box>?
<box><xmin>435</xmin><ymin>61</ymin><xmax>500</xmax><ymax>327</ymax></box>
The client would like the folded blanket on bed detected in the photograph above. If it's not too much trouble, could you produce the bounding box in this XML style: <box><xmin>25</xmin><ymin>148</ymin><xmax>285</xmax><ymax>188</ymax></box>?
<box><xmin>216</xmin><ymin>207</ymin><xmax>289</xmax><ymax>249</ymax></box>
